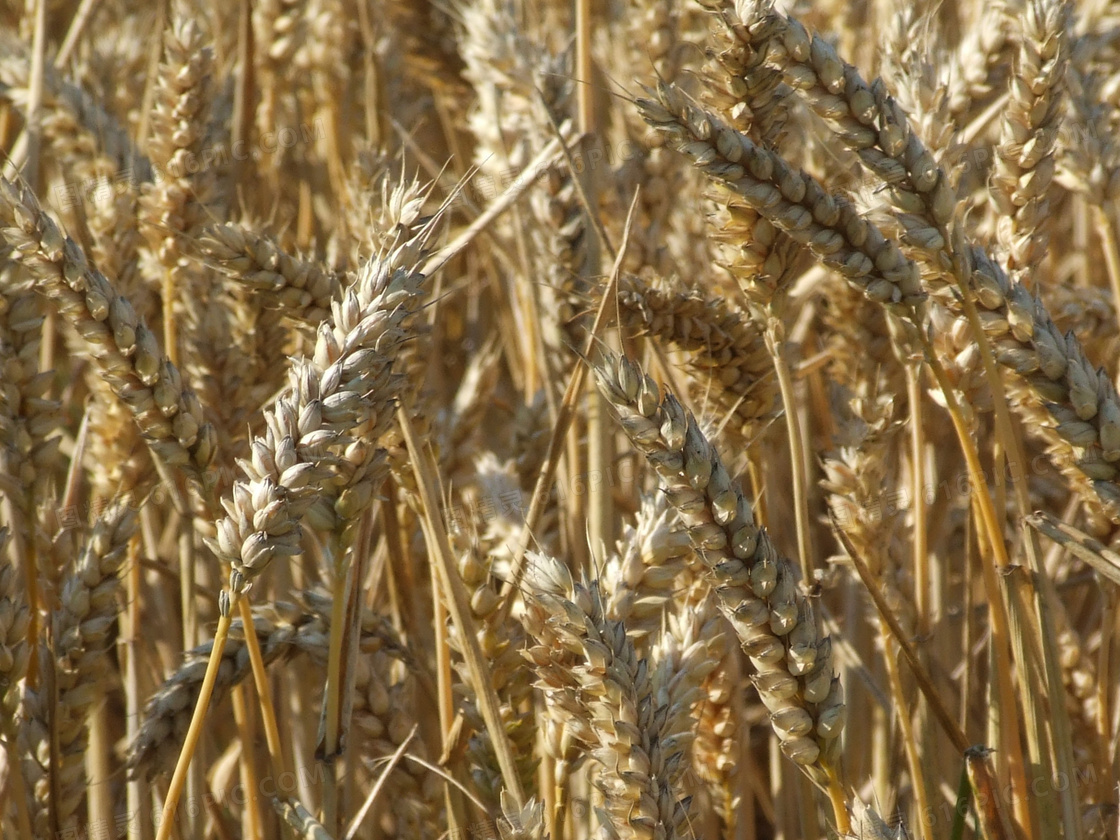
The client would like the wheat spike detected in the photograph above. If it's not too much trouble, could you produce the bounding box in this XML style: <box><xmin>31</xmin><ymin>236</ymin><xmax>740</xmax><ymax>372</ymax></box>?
<box><xmin>595</xmin><ymin>352</ymin><xmax>844</xmax><ymax>771</ymax></box>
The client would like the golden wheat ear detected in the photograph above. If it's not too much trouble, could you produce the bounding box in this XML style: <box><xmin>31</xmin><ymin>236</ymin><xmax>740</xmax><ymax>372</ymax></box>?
<box><xmin>593</xmin><ymin>351</ymin><xmax>849</xmax><ymax>829</ymax></box>
<box><xmin>0</xmin><ymin>178</ymin><xmax>217</xmax><ymax>482</ymax></box>
<box><xmin>519</xmin><ymin>550</ymin><xmax>693</xmax><ymax>838</ymax></box>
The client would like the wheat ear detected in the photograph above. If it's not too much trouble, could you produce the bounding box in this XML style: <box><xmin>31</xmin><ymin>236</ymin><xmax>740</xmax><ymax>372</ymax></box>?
<box><xmin>616</xmin><ymin>272</ymin><xmax>777</xmax><ymax>437</ymax></box>
<box><xmin>0</xmin><ymin>177</ymin><xmax>216</xmax><ymax>483</ymax></box>
<box><xmin>199</xmin><ymin>223</ymin><xmax>345</xmax><ymax>328</ymax></box>
<box><xmin>20</xmin><ymin>501</ymin><xmax>137</xmax><ymax>838</ymax></box>
<box><xmin>521</xmin><ymin>552</ymin><xmax>693</xmax><ymax>839</ymax></box>
<box><xmin>637</xmin><ymin>81</ymin><xmax>925</xmax><ymax>309</ymax></box>
<box><xmin>156</xmin><ymin>215</ymin><xmax>436</xmax><ymax>840</ymax></box>
<box><xmin>0</xmin><ymin>528</ymin><xmax>29</xmax><ymax>726</ymax></box>
<box><xmin>594</xmin><ymin>352</ymin><xmax>849</xmax><ymax>830</ymax></box>
<box><xmin>991</xmin><ymin>0</ymin><xmax>1071</xmax><ymax>272</ymax></box>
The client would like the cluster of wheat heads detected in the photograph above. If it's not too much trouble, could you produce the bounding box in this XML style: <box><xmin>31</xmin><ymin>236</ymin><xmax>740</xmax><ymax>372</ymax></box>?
<box><xmin>1</xmin><ymin>0</ymin><xmax>1120</xmax><ymax>838</ymax></box>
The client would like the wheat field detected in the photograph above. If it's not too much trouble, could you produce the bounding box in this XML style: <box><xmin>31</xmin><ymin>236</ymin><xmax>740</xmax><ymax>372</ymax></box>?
<box><xmin>0</xmin><ymin>0</ymin><xmax>1118</xmax><ymax>838</ymax></box>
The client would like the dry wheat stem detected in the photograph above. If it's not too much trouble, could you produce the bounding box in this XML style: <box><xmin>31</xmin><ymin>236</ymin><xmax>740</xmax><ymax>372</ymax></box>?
<box><xmin>229</xmin><ymin>683</ymin><xmax>265</xmax><ymax>840</ymax></box>
<box><xmin>495</xmin><ymin>191</ymin><xmax>638</xmax><ymax>621</ymax></box>
<box><xmin>343</xmin><ymin>725</ymin><xmax>415</xmax><ymax>840</ymax></box>
<box><xmin>833</xmin><ymin>527</ymin><xmax>969</xmax><ymax>757</ymax></box>
<box><xmin>152</xmin><ymin>608</ymin><xmax>231</xmax><ymax>840</ymax></box>
<box><xmin>274</xmin><ymin>796</ymin><xmax>335</xmax><ymax>840</ymax></box>
<box><xmin>447</xmin><ymin>472</ymin><xmax>537</xmax><ymax>807</ymax></box>
<box><xmin>398</xmin><ymin>406</ymin><xmax>526</xmax><ymax>810</ymax></box>
<box><xmin>236</xmin><ymin>593</ymin><xmax>288</xmax><ymax>781</ymax></box>
<box><xmin>764</xmin><ymin>319</ymin><xmax>815</xmax><ymax>586</ymax></box>
<box><xmin>914</xmin><ymin>332</ymin><xmax>1035</xmax><ymax>817</ymax></box>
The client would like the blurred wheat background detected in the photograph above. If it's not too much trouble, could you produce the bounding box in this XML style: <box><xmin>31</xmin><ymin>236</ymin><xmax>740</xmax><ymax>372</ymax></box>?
<box><xmin>0</xmin><ymin>0</ymin><xmax>1118</xmax><ymax>838</ymax></box>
